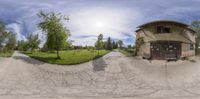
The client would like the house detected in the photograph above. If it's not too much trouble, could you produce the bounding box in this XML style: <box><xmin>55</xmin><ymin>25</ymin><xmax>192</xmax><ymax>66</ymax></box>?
<box><xmin>135</xmin><ymin>20</ymin><xmax>196</xmax><ymax>60</ymax></box>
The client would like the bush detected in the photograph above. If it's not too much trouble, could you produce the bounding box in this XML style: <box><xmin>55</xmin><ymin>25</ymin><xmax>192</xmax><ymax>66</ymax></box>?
<box><xmin>197</xmin><ymin>48</ymin><xmax>200</xmax><ymax>55</ymax></box>
<box><xmin>124</xmin><ymin>48</ymin><xmax>135</xmax><ymax>54</ymax></box>
<box><xmin>190</xmin><ymin>59</ymin><xmax>196</xmax><ymax>63</ymax></box>
<box><xmin>120</xmin><ymin>48</ymin><xmax>135</xmax><ymax>57</ymax></box>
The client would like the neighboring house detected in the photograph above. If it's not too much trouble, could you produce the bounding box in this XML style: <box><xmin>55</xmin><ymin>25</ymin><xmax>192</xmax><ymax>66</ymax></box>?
<box><xmin>135</xmin><ymin>20</ymin><xmax>196</xmax><ymax>60</ymax></box>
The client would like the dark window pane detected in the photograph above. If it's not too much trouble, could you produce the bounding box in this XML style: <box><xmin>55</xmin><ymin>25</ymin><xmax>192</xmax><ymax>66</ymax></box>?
<box><xmin>156</xmin><ymin>26</ymin><xmax>171</xmax><ymax>33</ymax></box>
<box><xmin>157</xmin><ymin>26</ymin><xmax>163</xmax><ymax>33</ymax></box>
<box><xmin>190</xmin><ymin>44</ymin><xmax>194</xmax><ymax>50</ymax></box>
<box><xmin>164</xmin><ymin>27</ymin><xmax>170</xmax><ymax>33</ymax></box>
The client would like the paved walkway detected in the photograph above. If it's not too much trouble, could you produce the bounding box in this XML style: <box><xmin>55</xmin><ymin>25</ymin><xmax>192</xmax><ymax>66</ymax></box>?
<box><xmin>0</xmin><ymin>51</ymin><xmax>200</xmax><ymax>99</ymax></box>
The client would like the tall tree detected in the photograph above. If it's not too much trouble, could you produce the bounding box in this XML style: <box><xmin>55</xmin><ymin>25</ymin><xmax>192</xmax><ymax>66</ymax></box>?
<box><xmin>0</xmin><ymin>20</ymin><xmax>8</xmax><ymax>47</ymax></box>
<box><xmin>27</xmin><ymin>34</ymin><xmax>40</xmax><ymax>52</ymax></box>
<box><xmin>118</xmin><ymin>40</ymin><xmax>123</xmax><ymax>49</ymax></box>
<box><xmin>112</xmin><ymin>40</ymin><xmax>118</xmax><ymax>49</ymax></box>
<box><xmin>0</xmin><ymin>20</ymin><xmax>5</xmax><ymax>33</ymax></box>
<box><xmin>115</xmin><ymin>41</ymin><xmax>118</xmax><ymax>49</ymax></box>
<box><xmin>38</xmin><ymin>11</ymin><xmax>70</xmax><ymax>58</ymax></box>
<box><xmin>106</xmin><ymin>37</ymin><xmax>112</xmax><ymax>50</ymax></box>
<box><xmin>103</xmin><ymin>41</ymin><xmax>107</xmax><ymax>49</ymax></box>
<box><xmin>128</xmin><ymin>45</ymin><xmax>132</xmax><ymax>49</ymax></box>
<box><xmin>112</xmin><ymin>40</ymin><xmax>115</xmax><ymax>49</ymax></box>
<box><xmin>191</xmin><ymin>20</ymin><xmax>200</xmax><ymax>55</ymax></box>
<box><xmin>5</xmin><ymin>32</ymin><xmax>16</xmax><ymax>51</ymax></box>
<box><xmin>17</xmin><ymin>40</ymin><xmax>29</xmax><ymax>51</ymax></box>
<box><xmin>0</xmin><ymin>20</ymin><xmax>10</xmax><ymax>53</ymax></box>
<box><xmin>95</xmin><ymin>34</ymin><xmax>104</xmax><ymax>50</ymax></box>
<box><xmin>65</xmin><ymin>40</ymin><xmax>73</xmax><ymax>50</ymax></box>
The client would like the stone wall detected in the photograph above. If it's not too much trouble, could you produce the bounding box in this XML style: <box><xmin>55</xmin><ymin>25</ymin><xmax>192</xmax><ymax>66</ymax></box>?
<box><xmin>181</xmin><ymin>43</ymin><xmax>195</xmax><ymax>57</ymax></box>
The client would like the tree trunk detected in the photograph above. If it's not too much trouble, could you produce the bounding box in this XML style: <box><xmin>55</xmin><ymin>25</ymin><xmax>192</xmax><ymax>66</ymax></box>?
<box><xmin>195</xmin><ymin>43</ymin><xmax>199</xmax><ymax>55</ymax></box>
<box><xmin>56</xmin><ymin>49</ymin><xmax>60</xmax><ymax>59</ymax></box>
<box><xmin>135</xmin><ymin>46</ymin><xmax>138</xmax><ymax>56</ymax></box>
<box><xmin>195</xmin><ymin>38</ymin><xmax>199</xmax><ymax>55</ymax></box>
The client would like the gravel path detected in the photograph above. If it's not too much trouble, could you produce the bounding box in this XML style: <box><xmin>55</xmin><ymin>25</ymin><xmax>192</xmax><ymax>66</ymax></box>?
<box><xmin>0</xmin><ymin>51</ymin><xmax>200</xmax><ymax>99</ymax></box>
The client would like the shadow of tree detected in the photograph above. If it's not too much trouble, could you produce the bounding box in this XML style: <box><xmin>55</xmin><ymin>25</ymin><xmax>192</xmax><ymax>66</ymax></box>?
<box><xmin>92</xmin><ymin>56</ymin><xmax>107</xmax><ymax>72</ymax></box>
<box><xmin>13</xmin><ymin>56</ymin><xmax>45</xmax><ymax>65</ymax></box>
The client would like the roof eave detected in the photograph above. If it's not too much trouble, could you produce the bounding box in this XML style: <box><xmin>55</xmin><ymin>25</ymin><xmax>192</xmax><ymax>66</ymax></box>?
<box><xmin>137</xmin><ymin>20</ymin><xmax>189</xmax><ymax>28</ymax></box>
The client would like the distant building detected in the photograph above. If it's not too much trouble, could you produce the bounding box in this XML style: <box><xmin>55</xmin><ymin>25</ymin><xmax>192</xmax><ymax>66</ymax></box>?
<box><xmin>135</xmin><ymin>20</ymin><xmax>196</xmax><ymax>60</ymax></box>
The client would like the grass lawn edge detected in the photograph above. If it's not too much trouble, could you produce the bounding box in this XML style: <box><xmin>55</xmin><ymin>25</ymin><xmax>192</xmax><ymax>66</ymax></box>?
<box><xmin>23</xmin><ymin>50</ymin><xmax>110</xmax><ymax>65</ymax></box>
<box><xmin>0</xmin><ymin>51</ymin><xmax>14</xmax><ymax>58</ymax></box>
<box><xmin>119</xmin><ymin>49</ymin><xmax>134</xmax><ymax>57</ymax></box>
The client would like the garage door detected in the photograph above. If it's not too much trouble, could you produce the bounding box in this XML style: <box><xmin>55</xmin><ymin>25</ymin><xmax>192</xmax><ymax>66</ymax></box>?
<box><xmin>150</xmin><ymin>41</ymin><xmax>181</xmax><ymax>59</ymax></box>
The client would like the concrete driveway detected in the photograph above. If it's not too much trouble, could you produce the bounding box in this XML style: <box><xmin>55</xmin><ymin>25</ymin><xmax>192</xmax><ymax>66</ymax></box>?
<box><xmin>0</xmin><ymin>51</ymin><xmax>200</xmax><ymax>99</ymax></box>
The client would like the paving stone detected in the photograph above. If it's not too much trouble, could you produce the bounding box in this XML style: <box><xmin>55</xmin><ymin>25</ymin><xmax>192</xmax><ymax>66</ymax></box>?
<box><xmin>0</xmin><ymin>51</ymin><xmax>200</xmax><ymax>99</ymax></box>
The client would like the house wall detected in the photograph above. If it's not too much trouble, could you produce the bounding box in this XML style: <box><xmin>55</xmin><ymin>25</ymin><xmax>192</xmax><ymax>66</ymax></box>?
<box><xmin>181</xmin><ymin>43</ymin><xmax>195</xmax><ymax>57</ymax></box>
<box><xmin>136</xmin><ymin>30</ymin><xmax>151</xmax><ymax>56</ymax></box>
<box><xmin>184</xmin><ymin>30</ymin><xmax>196</xmax><ymax>43</ymax></box>
<box><xmin>136</xmin><ymin>23</ymin><xmax>188</xmax><ymax>42</ymax></box>
<box><xmin>136</xmin><ymin>22</ymin><xmax>196</xmax><ymax>57</ymax></box>
<box><xmin>138</xmin><ymin>42</ymin><xmax>150</xmax><ymax>56</ymax></box>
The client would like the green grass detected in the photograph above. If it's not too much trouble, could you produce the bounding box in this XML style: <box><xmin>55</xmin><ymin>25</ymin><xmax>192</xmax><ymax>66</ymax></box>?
<box><xmin>197</xmin><ymin>48</ymin><xmax>200</xmax><ymax>55</ymax></box>
<box><xmin>24</xmin><ymin>50</ymin><xmax>110</xmax><ymax>65</ymax></box>
<box><xmin>0</xmin><ymin>51</ymin><xmax>14</xmax><ymax>57</ymax></box>
<box><xmin>119</xmin><ymin>49</ymin><xmax>135</xmax><ymax>57</ymax></box>
<box><xmin>190</xmin><ymin>59</ymin><xmax>196</xmax><ymax>63</ymax></box>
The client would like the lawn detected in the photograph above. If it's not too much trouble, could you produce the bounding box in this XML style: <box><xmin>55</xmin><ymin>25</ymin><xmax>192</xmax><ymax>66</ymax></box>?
<box><xmin>197</xmin><ymin>48</ymin><xmax>200</xmax><ymax>55</ymax></box>
<box><xmin>0</xmin><ymin>51</ymin><xmax>14</xmax><ymax>57</ymax></box>
<box><xmin>24</xmin><ymin>50</ymin><xmax>110</xmax><ymax>65</ymax></box>
<box><xmin>119</xmin><ymin>49</ymin><xmax>135</xmax><ymax>57</ymax></box>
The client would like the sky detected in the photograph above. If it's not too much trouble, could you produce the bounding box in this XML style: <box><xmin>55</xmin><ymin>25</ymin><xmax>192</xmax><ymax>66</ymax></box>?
<box><xmin>0</xmin><ymin>0</ymin><xmax>200</xmax><ymax>47</ymax></box>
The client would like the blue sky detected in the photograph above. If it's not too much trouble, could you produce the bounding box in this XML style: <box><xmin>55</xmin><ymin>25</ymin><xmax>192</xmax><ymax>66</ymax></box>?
<box><xmin>1</xmin><ymin>0</ymin><xmax>200</xmax><ymax>46</ymax></box>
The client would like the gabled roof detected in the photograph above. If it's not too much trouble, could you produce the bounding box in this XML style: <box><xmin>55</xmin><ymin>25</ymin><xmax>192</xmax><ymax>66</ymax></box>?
<box><xmin>137</xmin><ymin>20</ymin><xmax>188</xmax><ymax>28</ymax></box>
<box><xmin>136</xmin><ymin>20</ymin><xmax>196</xmax><ymax>33</ymax></box>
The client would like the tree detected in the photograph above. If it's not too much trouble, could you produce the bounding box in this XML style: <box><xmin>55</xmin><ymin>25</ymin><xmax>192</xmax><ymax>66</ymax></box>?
<box><xmin>27</xmin><ymin>34</ymin><xmax>40</xmax><ymax>52</ymax></box>
<box><xmin>38</xmin><ymin>11</ymin><xmax>70</xmax><ymax>59</ymax></box>
<box><xmin>103</xmin><ymin>41</ymin><xmax>107</xmax><ymax>49</ymax></box>
<box><xmin>65</xmin><ymin>40</ymin><xmax>73</xmax><ymax>50</ymax></box>
<box><xmin>191</xmin><ymin>20</ymin><xmax>200</xmax><ymax>55</ymax></box>
<box><xmin>118</xmin><ymin>40</ymin><xmax>123</xmax><ymax>49</ymax></box>
<box><xmin>0</xmin><ymin>20</ymin><xmax>8</xmax><ymax>47</ymax></box>
<box><xmin>5</xmin><ymin>32</ymin><xmax>16</xmax><ymax>51</ymax></box>
<box><xmin>95</xmin><ymin>34</ymin><xmax>104</xmax><ymax>52</ymax></box>
<box><xmin>112</xmin><ymin>40</ymin><xmax>118</xmax><ymax>49</ymax></box>
<box><xmin>0</xmin><ymin>20</ymin><xmax>11</xmax><ymax>53</ymax></box>
<box><xmin>114</xmin><ymin>41</ymin><xmax>118</xmax><ymax>49</ymax></box>
<box><xmin>106</xmin><ymin>37</ymin><xmax>112</xmax><ymax>50</ymax></box>
<box><xmin>17</xmin><ymin>40</ymin><xmax>29</xmax><ymax>51</ymax></box>
<box><xmin>128</xmin><ymin>45</ymin><xmax>132</xmax><ymax>49</ymax></box>
<box><xmin>112</xmin><ymin>40</ymin><xmax>115</xmax><ymax>49</ymax></box>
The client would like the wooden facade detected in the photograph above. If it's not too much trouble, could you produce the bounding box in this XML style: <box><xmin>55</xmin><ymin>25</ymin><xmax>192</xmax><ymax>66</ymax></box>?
<box><xmin>136</xmin><ymin>20</ymin><xmax>196</xmax><ymax>60</ymax></box>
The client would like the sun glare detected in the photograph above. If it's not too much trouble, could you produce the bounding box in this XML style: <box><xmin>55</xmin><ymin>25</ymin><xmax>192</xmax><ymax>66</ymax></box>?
<box><xmin>96</xmin><ymin>21</ymin><xmax>104</xmax><ymax>28</ymax></box>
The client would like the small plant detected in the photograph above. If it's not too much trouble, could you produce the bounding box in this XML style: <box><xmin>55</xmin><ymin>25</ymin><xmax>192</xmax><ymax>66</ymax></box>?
<box><xmin>135</xmin><ymin>37</ymin><xmax>144</xmax><ymax>56</ymax></box>
<box><xmin>190</xmin><ymin>59</ymin><xmax>196</xmax><ymax>63</ymax></box>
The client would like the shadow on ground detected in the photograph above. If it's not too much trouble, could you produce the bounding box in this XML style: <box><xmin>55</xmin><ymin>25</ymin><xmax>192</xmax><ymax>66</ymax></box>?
<box><xmin>92</xmin><ymin>57</ymin><xmax>107</xmax><ymax>72</ymax></box>
<box><xmin>13</xmin><ymin>56</ymin><xmax>44</xmax><ymax>65</ymax></box>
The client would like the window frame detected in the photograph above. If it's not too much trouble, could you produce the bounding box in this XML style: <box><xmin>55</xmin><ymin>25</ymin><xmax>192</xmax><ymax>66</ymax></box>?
<box><xmin>156</xmin><ymin>26</ymin><xmax>171</xmax><ymax>33</ymax></box>
<box><xmin>190</xmin><ymin>44</ymin><xmax>194</xmax><ymax>50</ymax></box>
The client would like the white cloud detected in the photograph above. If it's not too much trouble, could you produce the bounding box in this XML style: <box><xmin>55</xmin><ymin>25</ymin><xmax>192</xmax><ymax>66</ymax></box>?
<box><xmin>6</xmin><ymin>23</ymin><xmax>26</xmax><ymax>41</ymax></box>
<box><xmin>2</xmin><ymin>0</ymin><xmax>200</xmax><ymax>47</ymax></box>
<box><xmin>67</xmin><ymin>7</ymin><xmax>142</xmax><ymax>45</ymax></box>
<box><xmin>32</xmin><ymin>30</ymin><xmax>46</xmax><ymax>48</ymax></box>
<box><xmin>70</xmin><ymin>36</ymin><xmax>97</xmax><ymax>46</ymax></box>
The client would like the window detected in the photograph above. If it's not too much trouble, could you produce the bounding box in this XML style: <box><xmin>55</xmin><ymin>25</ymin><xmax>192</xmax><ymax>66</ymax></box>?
<box><xmin>190</xmin><ymin>44</ymin><xmax>194</xmax><ymax>50</ymax></box>
<box><xmin>156</xmin><ymin>26</ymin><xmax>171</xmax><ymax>33</ymax></box>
